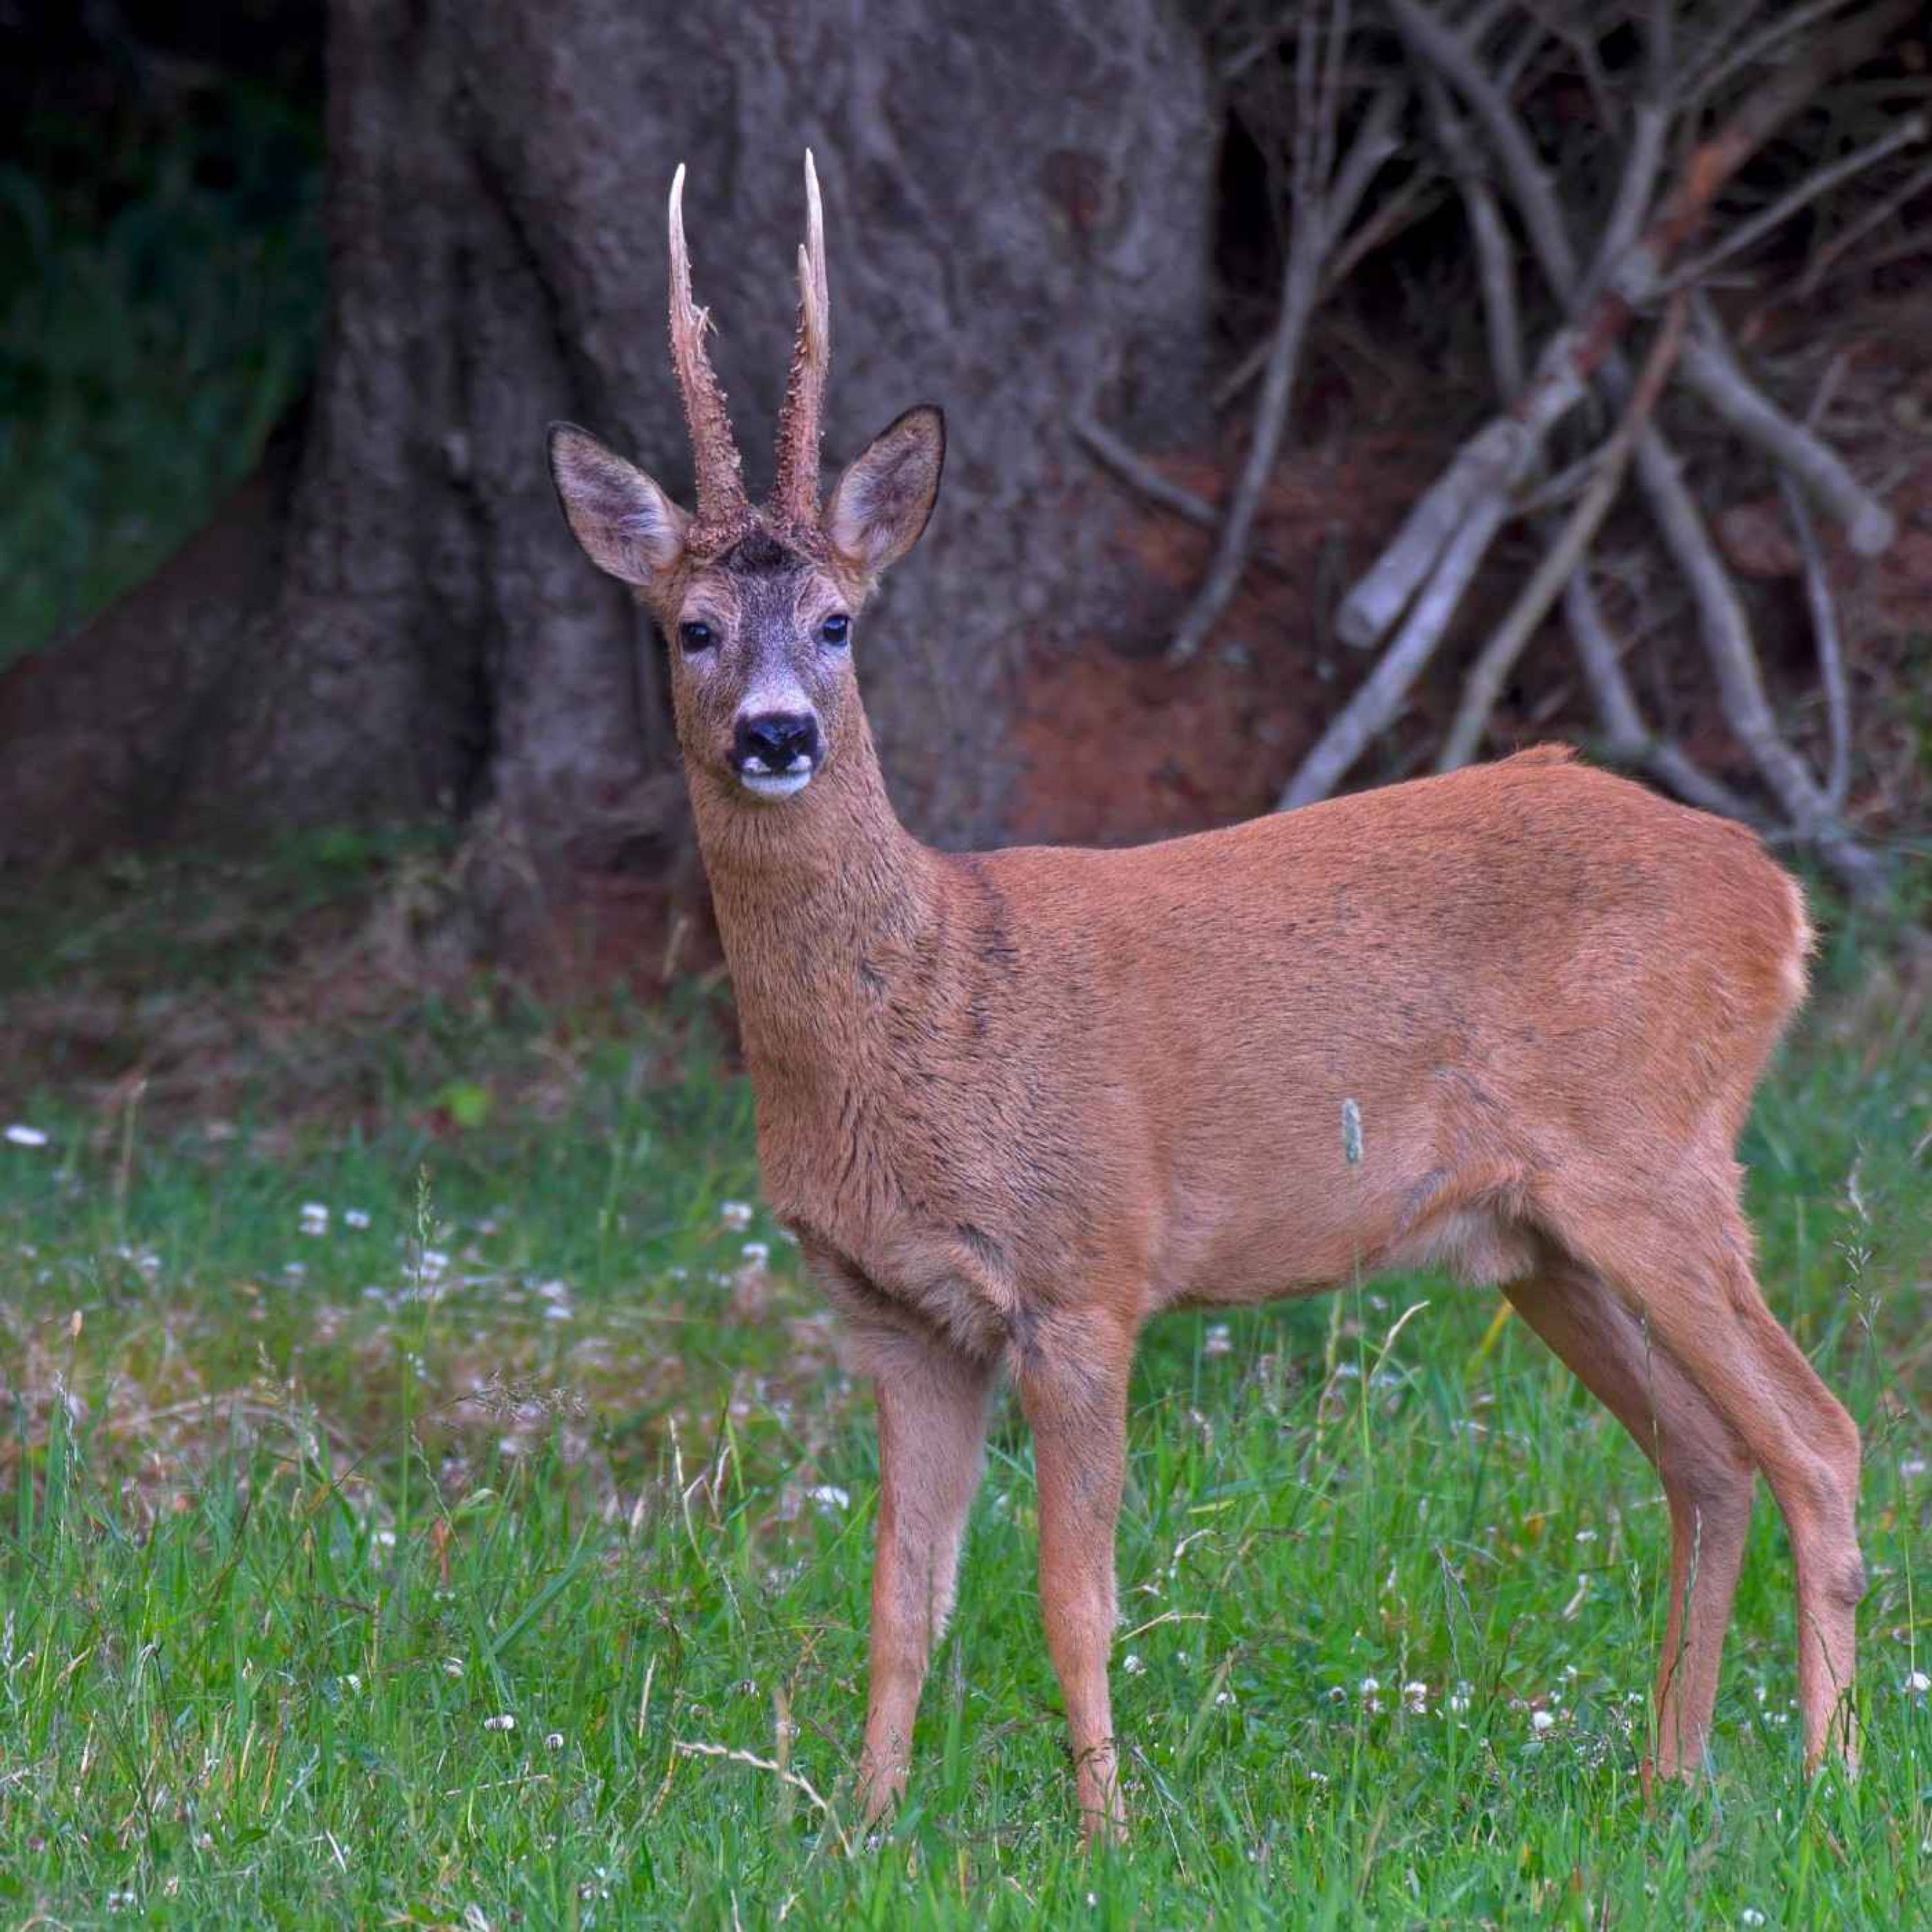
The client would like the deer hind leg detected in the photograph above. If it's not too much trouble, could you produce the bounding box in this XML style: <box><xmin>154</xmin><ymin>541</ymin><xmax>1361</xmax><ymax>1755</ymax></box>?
<box><xmin>1504</xmin><ymin>1250</ymin><xmax>1756</xmax><ymax>1778</ymax></box>
<box><xmin>855</xmin><ymin>1329</ymin><xmax>997</xmax><ymax>1824</ymax></box>
<box><xmin>1547</xmin><ymin>1191</ymin><xmax>1864</xmax><ymax>1772</ymax></box>
<box><xmin>1013</xmin><ymin>1304</ymin><xmax>1137</xmax><ymax>1845</ymax></box>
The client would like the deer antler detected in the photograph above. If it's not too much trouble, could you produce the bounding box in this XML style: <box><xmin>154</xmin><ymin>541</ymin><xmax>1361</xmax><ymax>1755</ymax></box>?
<box><xmin>668</xmin><ymin>164</ymin><xmax>748</xmax><ymax>530</ymax></box>
<box><xmin>771</xmin><ymin>150</ymin><xmax>831</xmax><ymax>530</ymax></box>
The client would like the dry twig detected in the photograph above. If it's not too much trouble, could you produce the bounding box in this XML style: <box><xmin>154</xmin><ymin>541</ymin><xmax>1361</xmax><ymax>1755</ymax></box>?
<box><xmin>1680</xmin><ymin>298</ymin><xmax>1895</xmax><ymax>553</ymax></box>
<box><xmin>1437</xmin><ymin>294</ymin><xmax>1689</xmax><ymax>771</ymax></box>
<box><xmin>1781</xmin><ymin>473</ymin><xmax>1854</xmax><ymax>815</ymax></box>
<box><xmin>674</xmin><ymin>1739</ymin><xmax>853</xmax><ymax>1856</ymax></box>
<box><xmin>1168</xmin><ymin>12</ymin><xmax>1404</xmax><ymax>665</ymax></box>
<box><xmin>1072</xmin><ymin>415</ymin><xmax>1298</xmax><ymax>582</ymax></box>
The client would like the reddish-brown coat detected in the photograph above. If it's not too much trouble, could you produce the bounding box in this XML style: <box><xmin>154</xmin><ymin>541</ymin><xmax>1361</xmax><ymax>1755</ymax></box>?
<box><xmin>548</xmin><ymin>160</ymin><xmax>1861</xmax><ymax>1842</ymax></box>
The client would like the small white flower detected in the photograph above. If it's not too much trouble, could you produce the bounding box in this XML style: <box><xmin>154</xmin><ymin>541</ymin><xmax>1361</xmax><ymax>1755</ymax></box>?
<box><xmin>1358</xmin><ymin>1676</ymin><xmax>1380</xmax><ymax>1695</ymax></box>
<box><xmin>741</xmin><ymin>1241</ymin><xmax>770</xmax><ymax>1266</ymax></box>
<box><xmin>340</xmin><ymin>1673</ymin><xmax>362</xmax><ymax>1693</ymax></box>
<box><xmin>719</xmin><ymin>1200</ymin><xmax>753</xmax><ymax>1231</ymax></box>
<box><xmin>1741</xmin><ymin>1911</ymin><xmax>1767</xmax><ymax>1927</ymax></box>
<box><xmin>420</xmin><ymin>1248</ymin><xmax>450</xmax><ymax>1276</ymax></box>
<box><xmin>1531</xmin><ymin>1709</ymin><xmax>1555</xmax><ymax>1733</ymax></box>
<box><xmin>806</xmin><ymin>1484</ymin><xmax>851</xmax><ymax>1514</ymax></box>
<box><xmin>344</xmin><ymin>1208</ymin><xmax>372</xmax><ymax>1230</ymax></box>
<box><xmin>484</xmin><ymin>1712</ymin><xmax>516</xmax><ymax>1732</ymax></box>
<box><xmin>545</xmin><ymin>1730</ymin><xmax>565</xmax><ymax>1750</ymax></box>
<box><xmin>283</xmin><ymin>1262</ymin><xmax>307</xmax><ymax>1281</ymax></box>
<box><xmin>1900</xmin><ymin>1455</ymin><xmax>1927</xmax><ymax>1479</ymax></box>
<box><xmin>374</xmin><ymin>1529</ymin><xmax>397</xmax><ymax>1549</ymax></box>
<box><xmin>1204</xmin><ymin>1323</ymin><xmax>1233</xmax><ymax>1358</ymax></box>
<box><xmin>1122</xmin><ymin>1654</ymin><xmax>1145</xmax><ymax>1676</ymax></box>
<box><xmin>4</xmin><ymin>1124</ymin><xmax>50</xmax><ymax>1148</ymax></box>
<box><xmin>1403</xmin><ymin>1681</ymin><xmax>1428</xmax><ymax>1712</ymax></box>
<box><xmin>1327</xmin><ymin>1685</ymin><xmax>1348</xmax><ymax>1704</ymax></box>
<box><xmin>442</xmin><ymin>1658</ymin><xmax>464</xmax><ymax>1678</ymax></box>
<box><xmin>1904</xmin><ymin>1670</ymin><xmax>1931</xmax><ymax>1695</ymax></box>
<box><xmin>299</xmin><ymin>1202</ymin><xmax>330</xmax><ymax>1234</ymax></box>
<box><xmin>1574</xmin><ymin>1528</ymin><xmax>1597</xmax><ymax>1544</ymax></box>
<box><xmin>1215</xmin><ymin>1690</ymin><xmax>1235</xmax><ymax>1706</ymax></box>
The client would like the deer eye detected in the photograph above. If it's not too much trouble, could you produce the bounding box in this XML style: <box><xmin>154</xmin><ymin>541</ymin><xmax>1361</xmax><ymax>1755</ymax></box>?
<box><xmin>677</xmin><ymin>620</ymin><xmax>715</xmax><ymax>653</ymax></box>
<box><xmin>819</xmin><ymin>612</ymin><xmax>851</xmax><ymax>647</ymax></box>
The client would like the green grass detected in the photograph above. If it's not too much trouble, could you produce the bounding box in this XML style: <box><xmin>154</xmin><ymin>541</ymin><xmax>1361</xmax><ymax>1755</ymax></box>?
<box><xmin>0</xmin><ymin>913</ymin><xmax>1926</xmax><ymax>1927</ymax></box>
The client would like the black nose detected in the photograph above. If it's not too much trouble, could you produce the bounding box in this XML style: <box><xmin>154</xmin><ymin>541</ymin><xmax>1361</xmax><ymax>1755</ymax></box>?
<box><xmin>734</xmin><ymin>712</ymin><xmax>819</xmax><ymax>772</ymax></box>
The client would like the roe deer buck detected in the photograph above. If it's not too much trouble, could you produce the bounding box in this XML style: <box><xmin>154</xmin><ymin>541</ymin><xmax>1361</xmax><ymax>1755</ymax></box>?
<box><xmin>547</xmin><ymin>155</ymin><xmax>1863</xmax><ymax>1840</ymax></box>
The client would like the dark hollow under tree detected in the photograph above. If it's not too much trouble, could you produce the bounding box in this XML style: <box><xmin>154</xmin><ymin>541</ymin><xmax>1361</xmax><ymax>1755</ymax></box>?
<box><xmin>0</xmin><ymin>0</ymin><xmax>1215</xmax><ymax>949</ymax></box>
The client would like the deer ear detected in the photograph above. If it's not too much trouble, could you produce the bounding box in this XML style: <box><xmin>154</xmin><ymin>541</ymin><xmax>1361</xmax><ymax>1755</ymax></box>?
<box><xmin>826</xmin><ymin>405</ymin><xmax>945</xmax><ymax>578</ymax></box>
<box><xmin>547</xmin><ymin>422</ymin><xmax>690</xmax><ymax>587</ymax></box>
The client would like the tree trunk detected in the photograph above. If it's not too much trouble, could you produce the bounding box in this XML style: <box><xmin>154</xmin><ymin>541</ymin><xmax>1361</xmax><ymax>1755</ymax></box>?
<box><xmin>0</xmin><ymin>0</ymin><xmax>1214</xmax><ymax>940</ymax></box>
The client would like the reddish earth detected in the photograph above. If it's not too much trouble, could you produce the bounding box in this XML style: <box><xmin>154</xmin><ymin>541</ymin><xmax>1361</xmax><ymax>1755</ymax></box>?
<box><xmin>1011</xmin><ymin>294</ymin><xmax>1932</xmax><ymax>855</ymax></box>
<box><xmin>1008</xmin><ymin>428</ymin><xmax>1455</xmax><ymax>847</ymax></box>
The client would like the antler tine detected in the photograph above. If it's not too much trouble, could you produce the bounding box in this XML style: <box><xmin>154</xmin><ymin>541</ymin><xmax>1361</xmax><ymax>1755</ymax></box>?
<box><xmin>667</xmin><ymin>163</ymin><xmax>748</xmax><ymax>529</ymax></box>
<box><xmin>772</xmin><ymin>149</ymin><xmax>831</xmax><ymax>529</ymax></box>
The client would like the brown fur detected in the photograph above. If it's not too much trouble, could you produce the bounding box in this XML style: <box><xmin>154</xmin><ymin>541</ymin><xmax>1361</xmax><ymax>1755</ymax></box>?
<box><xmin>547</xmin><ymin>162</ymin><xmax>1861</xmax><ymax>1842</ymax></box>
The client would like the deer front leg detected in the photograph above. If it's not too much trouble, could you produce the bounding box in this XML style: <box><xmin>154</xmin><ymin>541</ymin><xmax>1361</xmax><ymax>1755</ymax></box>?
<box><xmin>856</xmin><ymin>1332</ymin><xmax>996</xmax><ymax>1826</ymax></box>
<box><xmin>1015</xmin><ymin>1308</ymin><xmax>1135</xmax><ymax>1844</ymax></box>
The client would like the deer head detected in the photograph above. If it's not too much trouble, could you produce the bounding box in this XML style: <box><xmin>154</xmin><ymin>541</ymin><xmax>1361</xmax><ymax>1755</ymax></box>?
<box><xmin>549</xmin><ymin>154</ymin><xmax>945</xmax><ymax>806</ymax></box>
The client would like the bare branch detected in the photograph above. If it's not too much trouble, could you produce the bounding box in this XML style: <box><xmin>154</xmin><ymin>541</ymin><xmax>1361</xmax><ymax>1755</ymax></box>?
<box><xmin>1437</xmin><ymin>296</ymin><xmax>1688</xmax><ymax>772</ymax></box>
<box><xmin>1072</xmin><ymin>415</ymin><xmax>1298</xmax><ymax>582</ymax></box>
<box><xmin>1168</xmin><ymin>82</ymin><xmax>1404</xmax><ymax>665</ymax></box>
<box><xmin>1279</xmin><ymin>487</ymin><xmax>1514</xmax><ymax>810</ymax></box>
<box><xmin>1822</xmin><ymin>218</ymin><xmax>1932</xmax><ymax>281</ymax></box>
<box><xmin>1387</xmin><ymin>0</ymin><xmax>1582</xmax><ymax>300</ymax></box>
<box><xmin>1799</xmin><ymin>153</ymin><xmax>1932</xmax><ymax>296</ymax></box>
<box><xmin>1325</xmin><ymin>169</ymin><xmax>1444</xmax><ymax>294</ymax></box>
<box><xmin>1781</xmin><ymin>474</ymin><xmax>1853</xmax><ymax>813</ymax></box>
<box><xmin>1423</xmin><ymin>73</ymin><xmax>1522</xmax><ymax>398</ymax></box>
<box><xmin>1676</xmin><ymin>0</ymin><xmax>1776</xmax><ymax>108</ymax></box>
<box><xmin>1074</xmin><ymin>415</ymin><xmax>1220</xmax><ymax>529</ymax></box>
<box><xmin>1336</xmin><ymin>304</ymin><xmax>1610</xmax><ymax>649</ymax></box>
<box><xmin>1660</xmin><ymin>111</ymin><xmax>1929</xmax><ymax>295</ymax></box>
<box><xmin>1678</xmin><ymin>299</ymin><xmax>1895</xmax><ymax>554</ymax></box>
<box><xmin>1631</xmin><ymin>422</ymin><xmax>1885</xmax><ymax>895</ymax></box>
<box><xmin>1214</xmin><ymin>171</ymin><xmax>1443</xmax><ymax>412</ymax></box>
<box><xmin>1517</xmin><ymin>0</ymin><xmax>1618</xmax><ymax>134</ymax></box>
<box><xmin>1514</xmin><ymin>443</ymin><xmax>1609</xmax><ymax>516</ymax></box>
<box><xmin>1585</xmin><ymin>98</ymin><xmax>1670</xmax><ymax>298</ymax></box>
<box><xmin>1563</xmin><ymin>571</ymin><xmax>1764</xmax><ymax>822</ymax></box>
<box><xmin>1642</xmin><ymin>0</ymin><xmax>1923</xmax><ymax>267</ymax></box>
<box><xmin>1690</xmin><ymin>0</ymin><xmax>1862</xmax><ymax>107</ymax></box>
<box><xmin>1336</xmin><ymin>419</ymin><xmax>1530</xmax><ymax>648</ymax></box>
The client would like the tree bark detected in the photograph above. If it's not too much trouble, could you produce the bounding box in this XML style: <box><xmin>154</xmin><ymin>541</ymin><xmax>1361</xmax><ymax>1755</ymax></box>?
<box><xmin>0</xmin><ymin>0</ymin><xmax>1214</xmax><ymax>914</ymax></box>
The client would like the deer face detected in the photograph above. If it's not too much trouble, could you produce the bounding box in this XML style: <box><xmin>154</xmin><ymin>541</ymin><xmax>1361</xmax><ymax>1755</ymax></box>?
<box><xmin>547</xmin><ymin>156</ymin><xmax>943</xmax><ymax>807</ymax></box>
<box><xmin>547</xmin><ymin>406</ymin><xmax>943</xmax><ymax>804</ymax></box>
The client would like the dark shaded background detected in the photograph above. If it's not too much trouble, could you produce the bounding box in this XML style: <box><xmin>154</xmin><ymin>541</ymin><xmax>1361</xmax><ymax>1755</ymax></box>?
<box><xmin>2</xmin><ymin>1</ymin><xmax>1927</xmax><ymax>1005</ymax></box>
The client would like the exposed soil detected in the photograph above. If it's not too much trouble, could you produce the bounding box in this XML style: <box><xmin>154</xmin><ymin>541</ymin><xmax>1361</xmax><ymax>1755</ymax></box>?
<box><xmin>1008</xmin><ymin>294</ymin><xmax>1932</xmax><ymax>855</ymax></box>
<box><xmin>1007</xmin><ymin>426</ymin><xmax>1461</xmax><ymax>847</ymax></box>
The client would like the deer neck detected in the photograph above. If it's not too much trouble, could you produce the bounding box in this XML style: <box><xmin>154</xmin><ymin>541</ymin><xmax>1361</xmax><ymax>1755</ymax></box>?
<box><xmin>690</xmin><ymin>712</ymin><xmax>939</xmax><ymax>1093</ymax></box>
